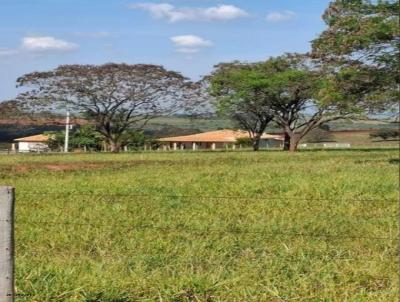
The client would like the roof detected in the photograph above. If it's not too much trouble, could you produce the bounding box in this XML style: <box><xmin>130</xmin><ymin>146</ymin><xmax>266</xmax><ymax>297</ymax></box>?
<box><xmin>159</xmin><ymin>129</ymin><xmax>284</xmax><ymax>143</ymax></box>
<box><xmin>14</xmin><ymin>134</ymin><xmax>50</xmax><ymax>142</ymax></box>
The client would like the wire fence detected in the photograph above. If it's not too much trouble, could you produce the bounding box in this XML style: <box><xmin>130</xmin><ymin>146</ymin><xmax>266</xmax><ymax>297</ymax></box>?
<box><xmin>11</xmin><ymin>219</ymin><xmax>399</xmax><ymax>241</ymax></box>
<box><xmin>2</xmin><ymin>189</ymin><xmax>399</xmax><ymax>300</ymax></box>
<box><xmin>12</xmin><ymin>192</ymin><xmax>399</xmax><ymax>241</ymax></box>
<box><xmin>16</xmin><ymin>191</ymin><xmax>399</xmax><ymax>203</ymax></box>
<box><xmin>9</xmin><ymin>192</ymin><xmax>400</xmax><ymax>252</ymax></box>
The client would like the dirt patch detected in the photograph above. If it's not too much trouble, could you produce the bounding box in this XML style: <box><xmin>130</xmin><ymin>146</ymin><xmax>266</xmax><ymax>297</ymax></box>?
<box><xmin>8</xmin><ymin>162</ymin><xmax>106</xmax><ymax>173</ymax></box>
<box><xmin>42</xmin><ymin>163</ymin><xmax>105</xmax><ymax>171</ymax></box>
<box><xmin>3</xmin><ymin>158</ymin><xmax>217</xmax><ymax>174</ymax></box>
<box><xmin>6</xmin><ymin>159</ymin><xmax>176</xmax><ymax>174</ymax></box>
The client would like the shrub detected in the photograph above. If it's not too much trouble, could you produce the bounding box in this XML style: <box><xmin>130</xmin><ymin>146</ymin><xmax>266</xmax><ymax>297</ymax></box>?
<box><xmin>370</xmin><ymin>129</ymin><xmax>400</xmax><ymax>140</ymax></box>
<box><xmin>303</xmin><ymin>128</ymin><xmax>334</xmax><ymax>143</ymax></box>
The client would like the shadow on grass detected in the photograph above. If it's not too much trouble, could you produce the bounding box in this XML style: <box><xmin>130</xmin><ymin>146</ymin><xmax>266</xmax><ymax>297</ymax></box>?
<box><xmin>389</xmin><ymin>158</ymin><xmax>400</xmax><ymax>165</ymax></box>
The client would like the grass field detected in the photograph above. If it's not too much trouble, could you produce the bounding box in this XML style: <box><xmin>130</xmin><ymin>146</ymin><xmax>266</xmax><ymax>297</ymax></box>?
<box><xmin>0</xmin><ymin>149</ymin><xmax>399</xmax><ymax>301</ymax></box>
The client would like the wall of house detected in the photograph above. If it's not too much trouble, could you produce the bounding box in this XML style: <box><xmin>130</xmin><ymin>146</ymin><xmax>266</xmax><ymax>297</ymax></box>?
<box><xmin>18</xmin><ymin>142</ymin><xmax>49</xmax><ymax>152</ymax></box>
<box><xmin>164</xmin><ymin>140</ymin><xmax>282</xmax><ymax>150</ymax></box>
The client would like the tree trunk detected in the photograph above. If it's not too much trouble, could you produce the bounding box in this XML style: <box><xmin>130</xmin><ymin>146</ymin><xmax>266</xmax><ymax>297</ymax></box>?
<box><xmin>252</xmin><ymin>135</ymin><xmax>261</xmax><ymax>151</ymax></box>
<box><xmin>289</xmin><ymin>134</ymin><xmax>300</xmax><ymax>152</ymax></box>
<box><xmin>109</xmin><ymin>140</ymin><xmax>121</xmax><ymax>153</ymax></box>
<box><xmin>283</xmin><ymin>132</ymin><xmax>290</xmax><ymax>151</ymax></box>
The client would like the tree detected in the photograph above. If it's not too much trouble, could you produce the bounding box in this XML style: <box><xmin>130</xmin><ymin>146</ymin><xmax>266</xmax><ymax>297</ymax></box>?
<box><xmin>312</xmin><ymin>0</ymin><xmax>399</xmax><ymax>115</ymax></box>
<box><xmin>208</xmin><ymin>54</ymin><xmax>355</xmax><ymax>152</ymax></box>
<box><xmin>46</xmin><ymin>126</ymin><xmax>103</xmax><ymax>151</ymax></box>
<box><xmin>0</xmin><ymin>100</ymin><xmax>30</xmax><ymax>120</ymax></box>
<box><xmin>207</xmin><ymin>62</ymin><xmax>275</xmax><ymax>151</ymax></box>
<box><xmin>261</xmin><ymin>54</ymin><xmax>355</xmax><ymax>151</ymax></box>
<box><xmin>45</xmin><ymin>131</ymin><xmax>64</xmax><ymax>151</ymax></box>
<box><xmin>69</xmin><ymin>126</ymin><xmax>103</xmax><ymax>151</ymax></box>
<box><xmin>370</xmin><ymin>128</ymin><xmax>400</xmax><ymax>140</ymax></box>
<box><xmin>15</xmin><ymin>63</ymin><xmax>198</xmax><ymax>152</ymax></box>
<box><xmin>120</xmin><ymin>130</ymin><xmax>147</xmax><ymax>150</ymax></box>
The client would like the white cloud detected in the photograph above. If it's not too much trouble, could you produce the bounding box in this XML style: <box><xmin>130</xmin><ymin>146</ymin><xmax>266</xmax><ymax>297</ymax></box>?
<box><xmin>170</xmin><ymin>35</ymin><xmax>212</xmax><ymax>48</ymax></box>
<box><xmin>265</xmin><ymin>11</ymin><xmax>296</xmax><ymax>22</ymax></box>
<box><xmin>0</xmin><ymin>36</ymin><xmax>78</xmax><ymax>59</ymax></box>
<box><xmin>170</xmin><ymin>35</ymin><xmax>213</xmax><ymax>54</ymax></box>
<box><xmin>22</xmin><ymin>36</ymin><xmax>78</xmax><ymax>51</ymax></box>
<box><xmin>130</xmin><ymin>3</ymin><xmax>248</xmax><ymax>22</ymax></box>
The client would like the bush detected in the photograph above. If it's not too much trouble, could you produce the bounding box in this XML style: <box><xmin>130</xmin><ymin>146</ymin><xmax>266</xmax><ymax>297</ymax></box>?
<box><xmin>303</xmin><ymin>128</ymin><xmax>335</xmax><ymax>143</ymax></box>
<box><xmin>235</xmin><ymin>137</ymin><xmax>253</xmax><ymax>147</ymax></box>
<box><xmin>370</xmin><ymin>129</ymin><xmax>400</xmax><ymax>140</ymax></box>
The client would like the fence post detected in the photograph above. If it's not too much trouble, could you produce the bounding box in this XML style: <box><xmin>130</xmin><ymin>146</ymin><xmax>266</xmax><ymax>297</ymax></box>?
<box><xmin>0</xmin><ymin>186</ymin><xmax>14</xmax><ymax>302</ymax></box>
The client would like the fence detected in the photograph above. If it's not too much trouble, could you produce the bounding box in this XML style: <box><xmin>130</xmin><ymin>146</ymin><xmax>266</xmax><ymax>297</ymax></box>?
<box><xmin>0</xmin><ymin>187</ymin><xmax>14</xmax><ymax>302</ymax></box>
<box><xmin>0</xmin><ymin>187</ymin><xmax>398</xmax><ymax>301</ymax></box>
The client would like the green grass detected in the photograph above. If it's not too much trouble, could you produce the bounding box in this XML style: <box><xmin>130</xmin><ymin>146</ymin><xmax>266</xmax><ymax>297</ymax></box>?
<box><xmin>0</xmin><ymin>150</ymin><xmax>399</xmax><ymax>301</ymax></box>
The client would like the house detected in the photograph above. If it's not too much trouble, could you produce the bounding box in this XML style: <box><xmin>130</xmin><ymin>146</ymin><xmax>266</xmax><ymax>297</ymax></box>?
<box><xmin>158</xmin><ymin>129</ymin><xmax>284</xmax><ymax>150</ymax></box>
<box><xmin>13</xmin><ymin>134</ymin><xmax>50</xmax><ymax>153</ymax></box>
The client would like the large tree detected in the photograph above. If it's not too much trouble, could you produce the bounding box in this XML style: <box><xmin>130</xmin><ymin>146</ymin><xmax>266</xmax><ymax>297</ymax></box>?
<box><xmin>312</xmin><ymin>0</ymin><xmax>399</xmax><ymax>115</ymax></box>
<box><xmin>208</xmin><ymin>62</ymin><xmax>275</xmax><ymax>151</ymax></box>
<box><xmin>15</xmin><ymin>63</ymin><xmax>197</xmax><ymax>152</ymax></box>
<box><xmin>208</xmin><ymin>54</ymin><xmax>356</xmax><ymax>152</ymax></box>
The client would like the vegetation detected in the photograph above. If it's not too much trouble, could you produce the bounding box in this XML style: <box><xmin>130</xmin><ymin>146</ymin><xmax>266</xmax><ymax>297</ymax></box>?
<box><xmin>208</xmin><ymin>62</ymin><xmax>275</xmax><ymax>151</ymax></box>
<box><xmin>312</xmin><ymin>0</ymin><xmax>399</xmax><ymax>116</ymax></box>
<box><xmin>46</xmin><ymin>126</ymin><xmax>103</xmax><ymax>151</ymax></box>
<box><xmin>0</xmin><ymin>150</ymin><xmax>398</xmax><ymax>301</ymax></box>
<box><xmin>304</xmin><ymin>127</ymin><xmax>335</xmax><ymax>143</ymax></box>
<box><xmin>208</xmin><ymin>54</ymin><xmax>358</xmax><ymax>152</ymax></box>
<box><xmin>370</xmin><ymin>128</ymin><xmax>400</xmax><ymax>141</ymax></box>
<box><xmin>15</xmin><ymin>64</ymin><xmax>198</xmax><ymax>152</ymax></box>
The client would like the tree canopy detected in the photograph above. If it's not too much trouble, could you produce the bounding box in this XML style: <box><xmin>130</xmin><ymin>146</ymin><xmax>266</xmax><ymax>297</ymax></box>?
<box><xmin>16</xmin><ymin>63</ymin><xmax>198</xmax><ymax>152</ymax></box>
<box><xmin>208</xmin><ymin>54</ymin><xmax>357</xmax><ymax>151</ymax></box>
<box><xmin>208</xmin><ymin>62</ymin><xmax>275</xmax><ymax>151</ymax></box>
<box><xmin>312</xmin><ymin>0</ymin><xmax>399</xmax><ymax>115</ymax></box>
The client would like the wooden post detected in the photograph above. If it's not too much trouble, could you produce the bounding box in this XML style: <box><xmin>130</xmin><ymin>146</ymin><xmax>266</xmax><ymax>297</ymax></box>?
<box><xmin>0</xmin><ymin>186</ymin><xmax>15</xmax><ymax>302</ymax></box>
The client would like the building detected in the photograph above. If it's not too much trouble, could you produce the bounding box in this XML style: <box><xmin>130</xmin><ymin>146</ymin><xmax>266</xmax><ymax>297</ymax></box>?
<box><xmin>158</xmin><ymin>129</ymin><xmax>284</xmax><ymax>150</ymax></box>
<box><xmin>13</xmin><ymin>134</ymin><xmax>50</xmax><ymax>152</ymax></box>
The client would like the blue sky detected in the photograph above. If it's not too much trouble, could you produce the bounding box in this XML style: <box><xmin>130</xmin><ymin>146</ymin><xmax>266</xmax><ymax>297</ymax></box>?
<box><xmin>0</xmin><ymin>0</ymin><xmax>330</xmax><ymax>100</ymax></box>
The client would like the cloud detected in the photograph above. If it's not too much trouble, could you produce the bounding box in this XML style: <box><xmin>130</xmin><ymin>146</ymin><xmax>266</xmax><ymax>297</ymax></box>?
<box><xmin>265</xmin><ymin>11</ymin><xmax>296</xmax><ymax>22</ymax></box>
<box><xmin>130</xmin><ymin>3</ymin><xmax>249</xmax><ymax>22</ymax></box>
<box><xmin>22</xmin><ymin>36</ymin><xmax>78</xmax><ymax>51</ymax></box>
<box><xmin>0</xmin><ymin>36</ymin><xmax>78</xmax><ymax>59</ymax></box>
<box><xmin>170</xmin><ymin>35</ymin><xmax>213</xmax><ymax>54</ymax></box>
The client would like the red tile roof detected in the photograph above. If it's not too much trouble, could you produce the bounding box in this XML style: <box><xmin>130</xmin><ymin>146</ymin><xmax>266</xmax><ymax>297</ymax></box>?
<box><xmin>14</xmin><ymin>134</ymin><xmax>51</xmax><ymax>142</ymax></box>
<box><xmin>159</xmin><ymin>129</ymin><xmax>284</xmax><ymax>143</ymax></box>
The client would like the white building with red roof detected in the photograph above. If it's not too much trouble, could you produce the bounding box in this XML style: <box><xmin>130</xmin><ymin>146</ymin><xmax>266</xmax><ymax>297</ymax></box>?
<box><xmin>159</xmin><ymin>129</ymin><xmax>283</xmax><ymax>150</ymax></box>
<box><xmin>13</xmin><ymin>134</ymin><xmax>51</xmax><ymax>152</ymax></box>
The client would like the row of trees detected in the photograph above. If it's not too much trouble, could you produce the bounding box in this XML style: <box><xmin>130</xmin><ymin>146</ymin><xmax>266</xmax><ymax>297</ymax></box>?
<box><xmin>46</xmin><ymin>126</ymin><xmax>157</xmax><ymax>151</ymax></box>
<box><xmin>2</xmin><ymin>0</ymin><xmax>398</xmax><ymax>152</ymax></box>
<box><xmin>208</xmin><ymin>0</ymin><xmax>399</xmax><ymax>151</ymax></box>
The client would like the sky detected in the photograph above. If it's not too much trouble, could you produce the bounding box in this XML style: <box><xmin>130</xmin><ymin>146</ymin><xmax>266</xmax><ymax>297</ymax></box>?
<box><xmin>0</xmin><ymin>0</ymin><xmax>331</xmax><ymax>101</ymax></box>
